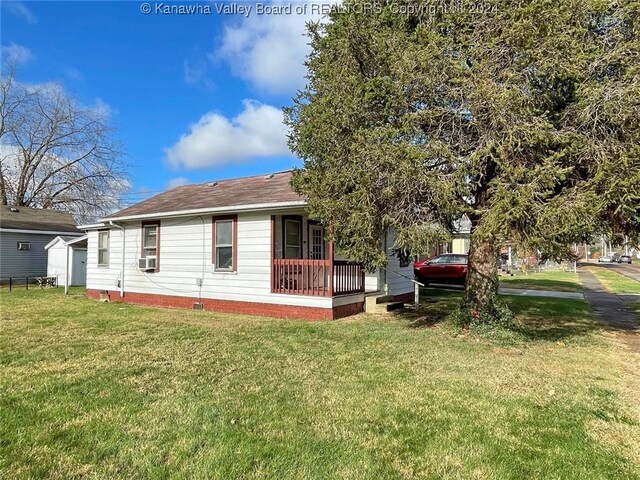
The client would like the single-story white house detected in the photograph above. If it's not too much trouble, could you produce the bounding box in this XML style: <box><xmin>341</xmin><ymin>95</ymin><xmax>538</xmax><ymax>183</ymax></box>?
<box><xmin>45</xmin><ymin>235</ymin><xmax>88</xmax><ymax>288</ymax></box>
<box><xmin>80</xmin><ymin>171</ymin><xmax>414</xmax><ymax>319</ymax></box>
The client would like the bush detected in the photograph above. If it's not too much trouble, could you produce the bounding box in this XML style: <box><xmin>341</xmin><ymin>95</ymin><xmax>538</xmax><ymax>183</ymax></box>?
<box><xmin>448</xmin><ymin>298</ymin><xmax>515</xmax><ymax>330</ymax></box>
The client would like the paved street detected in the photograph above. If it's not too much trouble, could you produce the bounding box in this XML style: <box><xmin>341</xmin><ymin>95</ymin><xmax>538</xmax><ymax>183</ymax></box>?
<box><xmin>582</xmin><ymin>261</ymin><xmax>640</xmax><ymax>283</ymax></box>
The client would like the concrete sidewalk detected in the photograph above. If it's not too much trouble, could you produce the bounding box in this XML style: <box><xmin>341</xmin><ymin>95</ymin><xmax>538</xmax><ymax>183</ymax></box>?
<box><xmin>578</xmin><ymin>269</ymin><xmax>638</xmax><ymax>334</ymax></box>
<box><xmin>426</xmin><ymin>284</ymin><xmax>585</xmax><ymax>300</ymax></box>
<box><xmin>498</xmin><ymin>288</ymin><xmax>584</xmax><ymax>300</ymax></box>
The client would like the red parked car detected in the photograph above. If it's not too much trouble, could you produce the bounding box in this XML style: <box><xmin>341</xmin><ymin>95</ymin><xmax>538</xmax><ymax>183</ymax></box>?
<box><xmin>414</xmin><ymin>254</ymin><xmax>468</xmax><ymax>286</ymax></box>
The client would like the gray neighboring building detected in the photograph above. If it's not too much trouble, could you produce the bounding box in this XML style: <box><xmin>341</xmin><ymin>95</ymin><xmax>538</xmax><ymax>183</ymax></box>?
<box><xmin>0</xmin><ymin>205</ymin><xmax>83</xmax><ymax>279</ymax></box>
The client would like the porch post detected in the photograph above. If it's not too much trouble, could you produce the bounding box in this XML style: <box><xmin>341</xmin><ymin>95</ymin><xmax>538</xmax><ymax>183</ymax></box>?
<box><xmin>64</xmin><ymin>244</ymin><xmax>70</xmax><ymax>295</ymax></box>
<box><xmin>270</xmin><ymin>215</ymin><xmax>276</xmax><ymax>293</ymax></box>
<box><xmin>328</xmin><ymin>240</ymin><xmax>334</xmax><ymax>297</ymax></box>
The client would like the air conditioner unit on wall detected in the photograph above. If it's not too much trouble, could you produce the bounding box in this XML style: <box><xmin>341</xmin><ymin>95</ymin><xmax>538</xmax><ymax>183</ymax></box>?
<box><xmin>138</xmin><ymin>257</ymin><xmax>156</xmax><ymax>271</ymax></box>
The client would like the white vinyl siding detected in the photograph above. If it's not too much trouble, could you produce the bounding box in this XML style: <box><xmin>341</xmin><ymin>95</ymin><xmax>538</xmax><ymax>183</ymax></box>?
<box><xmin>87</xmin><ymin>228</ymin><xmax>122</xmax><ymax>290</ymax></box>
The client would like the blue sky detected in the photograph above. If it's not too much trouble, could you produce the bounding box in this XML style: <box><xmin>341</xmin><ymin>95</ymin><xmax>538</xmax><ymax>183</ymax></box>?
<box><xmin>1</xmin><ymin>1</ymin><xmax>321</xmax><ymax>206</ymax></box>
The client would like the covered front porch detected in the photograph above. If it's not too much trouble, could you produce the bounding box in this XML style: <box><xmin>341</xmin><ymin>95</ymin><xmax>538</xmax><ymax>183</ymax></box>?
<box><xmin>269</xmin><ymin>213</ymin><xmax>367</xmax><ymax>297</ymax></box>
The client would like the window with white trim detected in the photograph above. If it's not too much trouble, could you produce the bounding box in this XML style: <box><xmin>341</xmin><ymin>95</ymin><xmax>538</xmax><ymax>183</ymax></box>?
<box><xmin>98</xmin><ymin>231</ymin><xmax>109</xmax><ymax>266</ymax></box>
<box><xmin>213</xmin><ymin>216</ymin><xmax>236</xmax><ymax>271</ymax></box>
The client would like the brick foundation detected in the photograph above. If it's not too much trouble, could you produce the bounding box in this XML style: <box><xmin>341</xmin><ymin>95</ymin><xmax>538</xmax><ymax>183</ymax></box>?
<box><xmin>333</xmin><ymin>301</ymin><xmax>365</xmax><ymax>319</ymax></box>
<box><xmin>86</xmin><ymin>289</ymin><xmax>363</xmax><ymax>320</ymax></box>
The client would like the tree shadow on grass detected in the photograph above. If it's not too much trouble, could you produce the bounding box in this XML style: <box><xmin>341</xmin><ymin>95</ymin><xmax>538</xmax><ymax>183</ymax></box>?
<box><xmin>402</xmin><ymin>289</ymin><xmax>461</xmax><ymax>329</ymax></box>
<box><xmin>400</xmin><ymin>290</ymin><xmax>606</xmax><ymax>344</ymax></box>
<box><xmin>510</xmin><ymin>316</ymin><xmax>603</xmax><ymax>343</ymax></box>
<box><xmin>504</xmin><ymin>296</ymin><xmax>604</xmax><ymax>343</ymax></box>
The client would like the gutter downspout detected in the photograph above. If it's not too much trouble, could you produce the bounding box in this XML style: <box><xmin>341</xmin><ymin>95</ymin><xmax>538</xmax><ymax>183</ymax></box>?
<box><xmin>64</xmin><ymin>243</ymin><xmax>70</xmax><ymax>295</ymax></box>
<box><xmin>109</xmin><ymin>221</ymin><xmax>125</xmax><ymax>298</ymax></box>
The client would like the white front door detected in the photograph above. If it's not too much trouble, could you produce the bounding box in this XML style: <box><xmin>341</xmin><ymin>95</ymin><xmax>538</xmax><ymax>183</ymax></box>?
<box><xmin>309</xmin><ymin>224</ymin><xmax>325</xmax><ymax>260</ymax></box>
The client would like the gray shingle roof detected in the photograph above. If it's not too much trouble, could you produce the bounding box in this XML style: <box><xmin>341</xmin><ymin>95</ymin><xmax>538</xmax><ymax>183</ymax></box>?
<box><xmin>104</xmin><ymin>170</ymin><xmax>304</xmax><ymax>220</ymax></box>
<box><xmin>0</xmin><ymin>205</ymin><xmax>79</xmax><ymax>233</ymax></box>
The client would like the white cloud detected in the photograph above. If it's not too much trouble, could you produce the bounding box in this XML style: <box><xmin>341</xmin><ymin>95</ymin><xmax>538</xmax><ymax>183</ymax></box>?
<box><xmin>183</xmin><ymin>60</ymin><xmax>214</xmax><ymax>90</ymax></box>
<box><xmin>167</xmin><ymin>177</ymin><xmax>190</xmax><ymax>189</ymax></box>
<box><xmin>22</xmin><ymin>81</ymin><xmax>64</xmax><ymax>98</ymax></box>
<box><xmin>184</xmin><ymin>60</ymin><xmax>202</xmax><ymax>85</ymax></box>
<box><xmin>91</xmin><ymin>98</ymin><xmax>114</xmax><ymax>118</ymax></box>
<box><xmin>165</xmin><ymin>99</ymin><xmax>291</xmax><ymax>169</ymax></box>
<box><xmin>215</xmin><ymin>1</ymin><xmax>331</xmax><ymax>95</ymax></box>
<box><xmin>3</xmin><ymin>1</ymin><xmax>37</xmax><ymax>24</ymax></box>
<box><xmin>1</xmin><ymin>43</ymin><xmax>34</xmax><ymax>65</ymax></box>
<box><xmin>65</xmin><ymin>68</ymin><xmax>85</xmax><ymax>82</ymax></box>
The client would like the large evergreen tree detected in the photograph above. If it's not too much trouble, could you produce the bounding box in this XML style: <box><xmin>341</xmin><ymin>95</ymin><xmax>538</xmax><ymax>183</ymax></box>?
<box><xmin>286</xmin><ymin>0</ymin><xmax>640</xmax><ymax>321</ymax></box>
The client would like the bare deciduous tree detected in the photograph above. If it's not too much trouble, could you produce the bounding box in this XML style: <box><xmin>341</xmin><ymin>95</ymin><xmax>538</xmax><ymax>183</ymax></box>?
<box><xmin>0</xmin><ymin>63</ymin><xmax>128</xmax><ymax>222</ymax></box>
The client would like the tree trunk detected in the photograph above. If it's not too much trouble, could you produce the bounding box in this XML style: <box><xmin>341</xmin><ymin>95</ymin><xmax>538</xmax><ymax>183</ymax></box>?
<box><xmin>463</xmin><ymin>234</ymin><xmax>499</xmax><ymax>314</ymax></box>
<box><xmin>0</xmin><ymin>171</ymin><xmax>7</xmax><ymax>205</ymax></box>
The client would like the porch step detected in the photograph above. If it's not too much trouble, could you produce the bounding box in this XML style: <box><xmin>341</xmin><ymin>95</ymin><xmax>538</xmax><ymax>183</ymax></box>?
<box><xmin>365</xmin><ymin>295</ymin><xmax>405</xmax><ymax>314</ymax></box>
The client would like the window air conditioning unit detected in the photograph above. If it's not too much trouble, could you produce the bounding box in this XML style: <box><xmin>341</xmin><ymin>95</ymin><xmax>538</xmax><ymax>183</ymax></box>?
<box><xmin>138</xmin><ymin>257</ymin><xmax>156</xmax><ymax>271</ymax></box>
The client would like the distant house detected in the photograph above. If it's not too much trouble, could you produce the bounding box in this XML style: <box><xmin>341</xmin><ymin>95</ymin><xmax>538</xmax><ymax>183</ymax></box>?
<box><xmin>0</xmin><ymin>205</ymin><xmax>83</xmax><ymax>280</ymax></box>
<box><xmin>418</xmin><ymin>217</ymin><xmax>472</xmax><ymax>260</ymax></box>
<box><xmin>452</xmin><ymin>218</ymin><xmax>472</xmax><ymax>254</ymax></box>
<box><xmin>80</xmin><ymin>171</ymin><xmax>414</xmax><ymax>320</ymax></box>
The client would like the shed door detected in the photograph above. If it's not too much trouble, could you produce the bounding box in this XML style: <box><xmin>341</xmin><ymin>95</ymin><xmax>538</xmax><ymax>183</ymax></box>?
<box><xmin>71</xmin><ymin>249</ymin><xmax>87</xmax><ymax>286</ymax></box>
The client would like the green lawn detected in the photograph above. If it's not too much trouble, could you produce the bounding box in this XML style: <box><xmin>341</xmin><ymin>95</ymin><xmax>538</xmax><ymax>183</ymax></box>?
<box><xmin>499</xmin><ymin>270</ymin><xmax>583</xmax><ymax>292</ymax></box>
<box><xmin>1</xmin><ymin>289</ymin><xmax>639</xmax><ymax>479</ymax></box>
<box><xmin>626</xmin><ymin>302</ymin><xmax>640</xmax><ymax>323</ymax></box>
<box><xmin>585</xmin><ymin>267</ymin><xmax>640</xmax><ymax>294</ymax></box>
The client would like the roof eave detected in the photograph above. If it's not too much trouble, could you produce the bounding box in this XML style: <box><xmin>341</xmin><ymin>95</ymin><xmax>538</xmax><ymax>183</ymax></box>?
<box><xmin>45</xmin><ymin>234</ymin><xmax>88</xmax><ymax>249</ymax></box>
<box><xmin>44</xmin><ymin>236</ymin><xmax>64</xmax><ymax>250</ymax></box>
<box><xmin>0</xmin><ymin>227</ymin><xmax>83</xmax><ymax>235</ymax></box>
<box><xmin>77</xmin><ymin>222</ymin><xmax>107</xmax><ymax>230</ymax></box>
<box><xmin>66</xmin><ymin>234</ymin><xmax>88</xmax><ymax>245</ymax></box>
<box><xmin>99</xmin><ymin>200</ymin><xmax>308</xmax><ymax>223</ymax></box>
